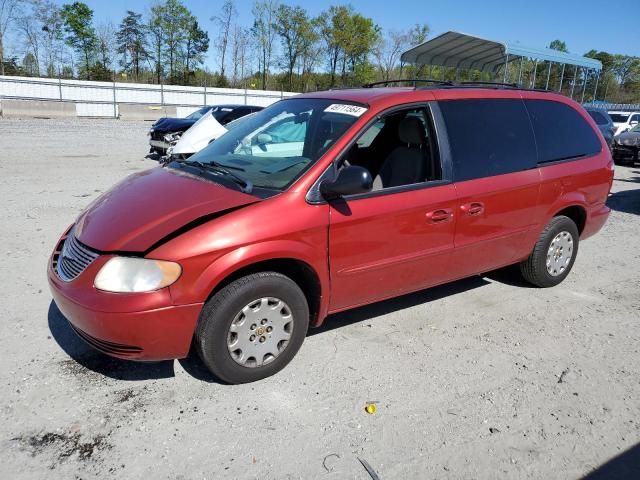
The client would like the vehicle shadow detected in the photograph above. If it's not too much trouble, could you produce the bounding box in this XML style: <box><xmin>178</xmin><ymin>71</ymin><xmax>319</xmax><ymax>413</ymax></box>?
<box><xmin>582</xmin><ymin>442</ymin><xmax>640</xmax><ymax>479</ymax></box>
<box><xmin>144</xmin><ymin>152</ymin><xmax>162</xmax><ymax>162</ymax></box>
<box><xmin>309</xmin><ymin>276</ymin><xmax>490</xmax><ymax>335</ymax></box>
<box><xmin>607</xmin><ymin>188</ymin><xmax>640</xmax><ymax>215</ymax></box>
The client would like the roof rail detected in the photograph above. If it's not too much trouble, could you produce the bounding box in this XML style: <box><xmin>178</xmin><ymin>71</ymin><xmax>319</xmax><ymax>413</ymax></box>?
<box><xmin>363</xmin><ymin>78</ymin><xmax>454</xmax><ymax>88</ymax></box>
<box><xmin>356</xmin><ymin>78</ymin><xmax>555</xmax><ymax>93</ymax></box>
<box><xmin>456</xmin><ymin>81</ymin><xmax>519</xmax><ymax>88</ymax></box>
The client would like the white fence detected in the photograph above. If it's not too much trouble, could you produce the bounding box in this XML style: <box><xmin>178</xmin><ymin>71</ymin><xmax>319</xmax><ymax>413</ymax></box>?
<box><xmin>0</xmin><ymin>75</ymin><xmax>297</xmax><ymax>118</ymax></box>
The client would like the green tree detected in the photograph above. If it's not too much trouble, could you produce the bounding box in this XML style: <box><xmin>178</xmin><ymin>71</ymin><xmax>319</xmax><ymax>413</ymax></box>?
<box><xmin>343</xmin><ymin>13</ymin><xmax>379</xmax><ymax>84</ymax></box>
<box><xmin>147</xmin><ymin>3</ymin><xmax>164</xmax><ymax>83</ymax></box>
<box><xmin>160</xmin><ymin>0</ymin><xmax>190</xmax><ymax>82</ymax></box>
<box><xmin>116</xmin><ymin>10</ymin><xmax>148</xmax><ymax>81</ymax></box>
<box><xmin>183</xmin><ymin>18</ymin><xmax>209</xmax><ymax>84</ymax></box>
<box><xmin>318</xmin><ymin>5</ymin><xmax>351</xmax><ymax>87</ymax></box>
<box><xmin>252</xmin><ymin>0</ymin><xmax>278</xmax><ymax>90</ymax></box>
<box><xmin>60</xmin><ymin>1</ymin><xmax>97</xmax><ymax>78</ymax></box>
<box><xmin>548</xmin><ymin>39</ymin><xmax>568</xmax><ymax>52</ymax></box>
<box><xmin>275</xmin><ymin>4</ymin><xmax>315</xmax><ymax>90</ymax></box>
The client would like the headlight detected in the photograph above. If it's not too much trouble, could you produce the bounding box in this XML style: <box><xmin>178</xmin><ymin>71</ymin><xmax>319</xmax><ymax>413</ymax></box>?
<box><xmin>164</xmin><ymin>132</ymin><xmax>183</xmax><ymax>143</ymax></box>
<box><xmin>94</xmin><ymin>257</ymin><xmax>181</xmax><ymax>293</ymax></box>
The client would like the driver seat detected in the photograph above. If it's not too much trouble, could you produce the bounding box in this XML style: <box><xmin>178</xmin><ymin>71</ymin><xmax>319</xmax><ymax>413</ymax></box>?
<box><xmin>373</xmin><ymin>117</ymin><xmax>428</xmax><ymax>190</ymax></box>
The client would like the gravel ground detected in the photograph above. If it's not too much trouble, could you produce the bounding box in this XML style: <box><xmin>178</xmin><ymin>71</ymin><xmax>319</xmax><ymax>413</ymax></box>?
<box><xmin>1</xmin><ymin>118</ymin><xmax>639</xmax><ymax>480</ymax></box>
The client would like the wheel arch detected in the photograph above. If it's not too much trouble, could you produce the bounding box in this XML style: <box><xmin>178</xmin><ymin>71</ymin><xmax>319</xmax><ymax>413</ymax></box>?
<box><xmin>188</xmin><ymin>239</ymin><xmax>329</xmax><ymax>328</ymax></box>
<box><xmin>553</xmin><ymin>204</ymin><xmax>587</xmax><ymax>235</ymax></box>
<box><xmin>207</xmin><ymin>257</ymin><xmax>324</xmax><ymax>327</ymax></box>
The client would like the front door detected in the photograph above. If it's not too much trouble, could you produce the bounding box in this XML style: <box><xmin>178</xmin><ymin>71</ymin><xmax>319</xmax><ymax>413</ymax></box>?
<box><xmin>327</xmin><ymin>105</ymin><xmax>458</xmax><ymax>312</ymax></box>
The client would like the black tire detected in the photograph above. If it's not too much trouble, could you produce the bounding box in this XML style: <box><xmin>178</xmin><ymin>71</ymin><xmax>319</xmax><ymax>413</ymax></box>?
<box><xmin>519</xmin><ymin>215</ymin><xmax>579</xmax><ymax>288</ymax></box>
<box><xmin>195</xmin><ymin>272</ymin><xmax>309</xmax><ymax>384</ymax></box>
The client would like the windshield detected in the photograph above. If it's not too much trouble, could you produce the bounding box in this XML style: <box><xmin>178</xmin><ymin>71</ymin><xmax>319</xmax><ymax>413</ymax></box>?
<box><xmin>631</xmin><ymin>123</ymin><xmax>640</xmax><ymax>133</ymax></box>
<box><xmin>210</xmin><ymin>106</ymin><xmax>239</xmax><ymax>125</ymax></box>
<box><xmin>186</xmin><ymin>107</ymin><xmax>212</xmax><ymax>120</ymax></box>
<box><xmin>609</xmin><ymin>113</ymin><xmax>630</xmax><ymax>123</ymax></box>
<box><xmin>183</xmin><ymin>98</ymin><xmax>366</xmax><ymax>190</ymax></box>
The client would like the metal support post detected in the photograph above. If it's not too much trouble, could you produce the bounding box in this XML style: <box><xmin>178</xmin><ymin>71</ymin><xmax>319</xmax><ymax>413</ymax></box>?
<box><xmin>112</xmin><ymin>71</ymin><xmax>117</xmax><ymax>118</ymax></box>
<box><xmin>558</xmin><ymin>64</ymin><xmax>565</xmax><ymax>92</ymax></box>
<box><xmin>58</xmin><ymin>68</ymin><xmax>63</xmax><ymax>101</ymax></box>
<box><xmin>502</xmin><ymin>54</ymin><xmax>509</xmax><ymax>83</ymax></box>
<box><xmin>517</xmin><ymin>57</ymin><xmax>524</xmax><ymax>85</ymax></box>
<box><xmin>570</xmin><ymin>66</ymin><xmax>578</xmax><ymax>98</ymax></box>
<box><xmin>545</xmin><ymin>61</ymin><xmax>552</xmax><ymax>90</ymax></box>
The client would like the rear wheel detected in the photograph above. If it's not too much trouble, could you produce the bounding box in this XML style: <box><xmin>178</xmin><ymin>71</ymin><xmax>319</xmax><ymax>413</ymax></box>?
<box><xmin>519</xmin><ymin>215</ymin><xmax>579</xmax><ymax>288</ymax></box>
<box><xmin>195</xmin><ymin>272</ymin><xmax>309</xmax><ymax>384</ymax></box>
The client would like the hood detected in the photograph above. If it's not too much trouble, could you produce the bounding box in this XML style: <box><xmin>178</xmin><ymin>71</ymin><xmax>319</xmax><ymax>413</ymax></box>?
<box><xmin>151</xmin><ymin>117</ymin><xmax>196</xmax><ymax>133</ymax></box>
<box><xmin>615</xmin><ymin>131</ymin><xmax>640</xmax><ymax>146</ymax></box>
<box><xmin>74</xmin><ymin>167</ymin><xmax>259</xmax><ymax>252</ymax></box>
<box><xmin>171</xmin><ymin>112</ymin><xmax>228</xmax><ymax>155</ymax></box>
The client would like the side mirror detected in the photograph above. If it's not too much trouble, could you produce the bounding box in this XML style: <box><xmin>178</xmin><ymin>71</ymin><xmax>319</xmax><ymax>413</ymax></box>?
<box><xmin>320</xmin><ymin>165</ymin><xmax>372</xmax><ymax>200</ymax></box>
<box><xmin>256</xmin><ymin>133</ymin><xmax>272</xmax><ymax>145</ymax></box>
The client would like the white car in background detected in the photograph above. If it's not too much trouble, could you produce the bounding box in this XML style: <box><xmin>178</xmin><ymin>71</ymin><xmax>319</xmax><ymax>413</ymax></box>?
<box><xmin>168</xmin><ymin>104</ymin><xmax>263</xmax><ymax>159</ymax></box>
<box><xmin>608</xmin><ymin>111</ymin><xmax>640</xmax><ymax>135</ymax></box>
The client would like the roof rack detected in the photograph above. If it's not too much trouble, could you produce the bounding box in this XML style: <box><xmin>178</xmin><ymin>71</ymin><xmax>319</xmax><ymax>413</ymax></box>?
<box><xmin>360</xmin><ymin>78</ymin><xmax>554</xmax><ymax>93</ymax></box>
<box><xmin>363</xmin><ymin>78</ymin><xmax>453</xmax><ymax>88</ymax></box>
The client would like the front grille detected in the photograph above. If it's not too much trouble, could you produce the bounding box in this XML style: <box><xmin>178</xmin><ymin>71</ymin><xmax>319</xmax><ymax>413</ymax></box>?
<box><xmin>54</xmin><ymin>233</ymin><xmax>99</xmax><ymax>282</ymax></box>
<box><xmin>69</xmin><ymin>323</ymin><xmax>143</xmax><ymax>358</ymax></box>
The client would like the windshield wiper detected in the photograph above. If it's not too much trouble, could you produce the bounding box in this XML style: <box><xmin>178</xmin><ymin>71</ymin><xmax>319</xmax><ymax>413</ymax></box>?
<box><xmin>175</xmin><ymin>159</ymin><xmax>253</xmax><ymax>194</ymax></box>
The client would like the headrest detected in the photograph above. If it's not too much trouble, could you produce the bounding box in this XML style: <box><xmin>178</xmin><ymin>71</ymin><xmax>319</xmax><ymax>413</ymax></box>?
<box><xmin>398</xmin><ymin>117</ymin><xmax>426</xmax><ymax>146</ymax></box>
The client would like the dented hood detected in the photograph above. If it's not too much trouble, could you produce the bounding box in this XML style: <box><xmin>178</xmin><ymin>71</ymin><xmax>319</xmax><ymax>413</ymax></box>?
<box><xmin>75</xmin><ymin>167</ymin><xmax>258</xmax><ymax>252</ymax></box>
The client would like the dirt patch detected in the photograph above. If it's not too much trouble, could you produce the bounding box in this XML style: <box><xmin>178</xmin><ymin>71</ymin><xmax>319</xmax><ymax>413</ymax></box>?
<box><xmin>13</xmin><ymin>431</ymin><xmax>111</xmax><ymax>463</ymax></box>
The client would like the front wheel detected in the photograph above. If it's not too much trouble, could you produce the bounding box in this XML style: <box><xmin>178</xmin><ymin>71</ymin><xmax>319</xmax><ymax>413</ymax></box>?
<box><xmin>195</xmin><ymin>272</ymin><xmax>309</xmax><ymax>384</ymax></box>
<box><xmin>519</xmin><ymin>215</ymin><xmax>579</xmax><ymax>288</ymax></box>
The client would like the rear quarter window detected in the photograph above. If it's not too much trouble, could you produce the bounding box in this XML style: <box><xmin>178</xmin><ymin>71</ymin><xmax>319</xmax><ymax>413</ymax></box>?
<box><xmin>439</xmin><ymin>99</ymin><xmax>537</xmax><ymax>181</ymax></box>
<box><xmin>525</xmin><ymin>100</ymin><xmax>601</xmax><ymax>163</ymax></box>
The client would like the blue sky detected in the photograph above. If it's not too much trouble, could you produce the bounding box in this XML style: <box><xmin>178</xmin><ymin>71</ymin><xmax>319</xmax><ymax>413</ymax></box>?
<box><xmin>49</xmin><ymin>0</ymin><xmax>639</xmax><ymax>68</ymax></box>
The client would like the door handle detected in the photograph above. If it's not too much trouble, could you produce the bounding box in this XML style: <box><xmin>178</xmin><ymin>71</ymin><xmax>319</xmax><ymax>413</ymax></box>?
<box><xmin>460</xmin><ymin>202</ymin><xmax>485</xmax><ymax>216</ymax></box>
<box><xmin>426</xmin><ymin>208</ymin><xmax>453</xmax><ymax>223</ymax></box>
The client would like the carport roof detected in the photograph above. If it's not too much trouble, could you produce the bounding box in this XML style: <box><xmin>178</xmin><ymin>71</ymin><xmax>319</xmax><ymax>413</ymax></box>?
<box><xmin>401</xmin><ymin>31</ymin><xmax>602</xmax><ymax>72</ymax></box>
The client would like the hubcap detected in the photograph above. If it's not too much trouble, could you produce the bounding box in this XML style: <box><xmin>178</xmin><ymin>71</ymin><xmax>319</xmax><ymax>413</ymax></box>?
<box><xmin>546</xmin><ymin>231</ymin><xmax>574</xmax><ymax>277</ymax></box>
<box><xmin>226</xmin><ymin>297</ymin><xmax>293</xmax><ymax>368</ymax></box>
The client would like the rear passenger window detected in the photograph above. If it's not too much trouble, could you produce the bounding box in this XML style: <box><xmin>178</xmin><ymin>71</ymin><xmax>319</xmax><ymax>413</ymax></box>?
<box><xmin>439</xmin><ymin>99</ymin><xmax>537</xmax><ymax>182</ymax></box>
<box><xmin>525</xmin><ymin>100</ymin><xmax>601</xmax><ymax>163</ymax></box>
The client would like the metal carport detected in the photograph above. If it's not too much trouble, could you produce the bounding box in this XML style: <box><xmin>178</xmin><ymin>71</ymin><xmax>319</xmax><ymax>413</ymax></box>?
<box><xmin>401</xmin><ymin>31</ymin><xmax>602</xmax><ymax>102</ymax></box>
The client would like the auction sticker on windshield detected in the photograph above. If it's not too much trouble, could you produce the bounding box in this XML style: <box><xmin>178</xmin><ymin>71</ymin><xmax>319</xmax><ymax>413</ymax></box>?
<box><xmin>324</xmin><ymin>104</ymin><xmax>368</xmax><ymax>117</ymax></box>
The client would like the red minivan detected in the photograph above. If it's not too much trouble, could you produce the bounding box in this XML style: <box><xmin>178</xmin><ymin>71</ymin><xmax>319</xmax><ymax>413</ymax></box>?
<box><xmin>48</xmin><ymin>83</ymin><xmax>613</xmax><ymax>383</ymax></box>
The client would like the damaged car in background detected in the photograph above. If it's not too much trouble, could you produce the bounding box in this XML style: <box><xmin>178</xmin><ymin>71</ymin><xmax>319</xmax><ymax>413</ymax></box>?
<box><xmin>148</xmin><ymin>106</ymin><xmax>212</xmax><ymax>155</ymax></box>
<box><xmin>613</xmin><ymin>123</ymin><xmax>640</xmax><ymax>165</ymax></box>
<box><xmin>148</xmin><ymin>105</ymin><xmax>261</xmax><ymax>156</ymax></box>
<box><xmin>168</xmin><ymin>105</ymin><xmax>263</xmax><ymax>160</ymax></box>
